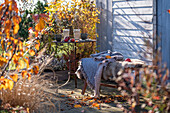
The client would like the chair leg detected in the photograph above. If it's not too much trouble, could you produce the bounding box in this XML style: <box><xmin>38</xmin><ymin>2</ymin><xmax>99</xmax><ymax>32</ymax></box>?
<box><xmin>81</xmin><ymin>79</ymin><xmax>87</xmax><ymax>95</ymax></box>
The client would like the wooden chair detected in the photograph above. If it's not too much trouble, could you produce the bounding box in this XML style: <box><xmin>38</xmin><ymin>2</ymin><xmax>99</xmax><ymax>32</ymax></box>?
<box><xmin>80</xmin><ymin>60</ymin><xmax>145</xmax><ymax>105</ymax></box>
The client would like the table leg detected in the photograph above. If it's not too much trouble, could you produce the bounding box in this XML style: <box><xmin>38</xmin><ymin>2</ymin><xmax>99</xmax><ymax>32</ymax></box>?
<box><xmin>74</xmin><ymin>43</ymin><xmax>77</xmax><ymax>88</ymax></box>
<box><xmin>135</xmin><ymin>68</ymin><xmax>140</xmax><ymax>105</ymax></box>
<box><xmin>68</xmin><ymin>43</ymin><xmax>71</xmax><ymax>80</ymax></box>
<box><xmin>81</xmin><ymin>79</ymin><xmax>87</xmax><ymax>95</ymax></box>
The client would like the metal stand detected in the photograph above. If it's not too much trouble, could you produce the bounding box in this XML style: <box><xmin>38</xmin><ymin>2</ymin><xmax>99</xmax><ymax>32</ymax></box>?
<box><xmin>54</xmin><ymin>39</ymin><xmax>96</xmax><ymax>88</ymax></box>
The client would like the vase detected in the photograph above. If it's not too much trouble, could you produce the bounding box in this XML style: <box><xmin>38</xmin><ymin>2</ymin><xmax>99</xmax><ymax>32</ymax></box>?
<box><xmin>81</xmin><ymin>33</ymin><xmax>88</xmax><ymax>40</ymax></box>
<box><xmin>63</xmin><ymin>29</ymin><xmax>70</xmax><ymax>38</ymax></box>
<box><xmin>55</xmin><ymin>34</ymin><xmax>62</xmax><ymax>42</ymax></box>
<box><xmin>73</xmin><ymin>29</ymin><xmax>81</xmax><ymax>40</ymax></box>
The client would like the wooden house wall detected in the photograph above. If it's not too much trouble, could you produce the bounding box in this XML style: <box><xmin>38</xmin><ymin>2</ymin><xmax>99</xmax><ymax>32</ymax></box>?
<box><xmin>157</xmin><ymin>0</ymin><xmax>170</xmax><ymax>70</ymax></box>
<box><xmin>96</xmin><ymin>0</ymin><xmax>154</xmax><ymax>62</ymax></box>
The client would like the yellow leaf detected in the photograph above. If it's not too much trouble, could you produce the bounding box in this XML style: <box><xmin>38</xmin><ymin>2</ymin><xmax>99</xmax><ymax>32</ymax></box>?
<box><xmin>19</xmin><ymin>60</ymin><xmax>25</xmax><ymax>69</ymax></box>
<box><xmin>3</xmin><ymin>79</ymin><xmax>9</xmax><ymax>90</ymax></box>
<box><xmin>35</xmin><ymin>17</ymin><xmax>45</xmax><ymax>31</ymax></box>
<box><xmin>74</xmin><ymin>104</ymin><xmax>82</xmax><ymax>108</ymax></box>
<box><xmin>14</xmin><ymin>39</ymin><xmax>18</xmax><ymax>44</ymax></box>
<box><xmin>0</xmin><ymin>84</ymin><xmax>4</xmax><ymax>90</ymax></box>
<box><xmin>8</xmin><ymin>80</ymin><xmax>14</xmax><ymax>90</ymax></box>
<box><xmin>12</xmin><ymin>54</ymin><xmax>19</xmax><ymax>64</ymax></box>
<box><xmin>21</xmin><ymin>70</ymin><xmax>27</xmax><ymax>79</ymax></box>
<box><xmin>10</xmin><ymin>74</ymin><xmax>18</xmax><ymax>82</ymax></box>
<box><xmin>132</xmin><ymin>102</ymin><xmax>136</xmax><ymax>108</ymax></box>
<box><xmin>1</xmin><ymin>39</ymin><xmax>5</xmax><ymax>50</ymax></box>
<box><xmin>24</xmin><ymin>58</ymin><xmax>29</xmax><ymax>69</ymax></box>
<box><xmin>89</xmin><ymin>100</ymin><xmax>94</xmax><ymax>103</ymax></box>
<box><xmin>29</xmin><ymin>49</ymin><xmax>35</xmax><ymax>56</ymax></box>
<box><xmin>5</xmin><ymin>20</ymin><xmax>12</xmax><ymax>34</ymax></box>
<box><xmin>92</xmin><ymin>103</ymin><xmax>100</xmax><ymax>108</ymax></box>
<box><xmin>0</xmin><ymin>76</ymin><xmax>4</xmax><ymax>82</ymax></box>
<box><xmin>30</xmin><ymin>69</ymin><xmax>34</xmax><ymax>74</ymax></box>
<box><xmin>13</xmin><ymin>24</ymin><xmax>19</xmax><ymax>35</ymax></box>
<box><xmin>26</xmin><ymin>108</ymin><xmax>29</xmax><ymax>113</ymax></box>
<box><xmin>35</xmin><ymin>44</ymin><xmax>39</xmax><ymax>50</ymax></box>
<box><xmin>0</xmin><ymin>56</ymin><xmax>7</xmax><ymax>66</ymax></box>
<box><xmin>27</xmin><ymin>73</ymin><xmax>31</xmax><ymax>80</ymax></box>
<box><xmin>33</xmin><ymin>65</ymin><xmax>39</xmax><ymax>74</ymax></box>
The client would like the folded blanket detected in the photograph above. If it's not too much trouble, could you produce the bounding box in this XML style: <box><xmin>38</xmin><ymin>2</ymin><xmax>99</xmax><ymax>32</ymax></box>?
<box><xmin>76</xmin><ymin>58</ymin><xmax>117</xmax><ymax>92</ymax></box>
<box><xmin>76</xmin><ymin>52</ymin><xmax>145</xmax><ymax>97</ymax></box>
<box><xmin>77</xmin><ymin>58</ymin><xmax>102</xmax><ymax>89</ymax></box>
<box><xmin>91</xmin><ymin>50</ymin><xmax>124</xmax><ymax>61</ymax></box>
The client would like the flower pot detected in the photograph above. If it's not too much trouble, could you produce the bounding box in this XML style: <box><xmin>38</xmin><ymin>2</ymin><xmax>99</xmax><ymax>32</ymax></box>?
<box><xmin>55</xmin><ymin>34</ymin><xmax>62</xmax><ymax>42</ymax></box>
<box><xmin>63</xmin><ymin>29</ymin><xmax>70</xmax><ymax>38</ymax></box>
<box><xmin>81</xmin><ymin>33</ymin><xmax>88</xmax><ymax>40</ymax></box>
<box><xmin>73</xmin><ymin>29</ymin><xmax>81</xmax><ymax>40</ymax></box>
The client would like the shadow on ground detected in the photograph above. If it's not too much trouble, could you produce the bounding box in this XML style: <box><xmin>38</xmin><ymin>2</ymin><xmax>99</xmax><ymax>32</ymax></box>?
<box><xmin>55</xmin><ymin>79</ymin><xmax>124</xmax><ymax>113</ymax></box>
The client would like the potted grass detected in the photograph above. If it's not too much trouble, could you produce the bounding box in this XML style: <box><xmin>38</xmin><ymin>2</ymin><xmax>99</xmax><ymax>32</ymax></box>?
<box><xmin>69</xmin><ymin>0</ymin><xmax>100</xmax><ymax>40</ymax></box>
<box><xmin>46</xmin><ymin>0</ymin><xmax>100</xmax><ymax>40</ymax></box>
<box><xmin>48</xmin><ymin>15</ymin><xmax>63</xmax><ymax>42</ymax></box>
<box><xmin>54</xmin><ymin>21</ymin><xmax>63</xmax><ymax>42</ymax></box>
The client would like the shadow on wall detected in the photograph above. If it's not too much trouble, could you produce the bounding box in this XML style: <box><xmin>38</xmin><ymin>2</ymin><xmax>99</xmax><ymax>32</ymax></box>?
<box><xmin>97</xmin><ymin>0</ymin><xmax>154</xmax><ymax>62</ymax></box>
<box><xmin>97</xmin><ymin>0</ymin><xmax>113</xmax><ymax>52</ymax></box>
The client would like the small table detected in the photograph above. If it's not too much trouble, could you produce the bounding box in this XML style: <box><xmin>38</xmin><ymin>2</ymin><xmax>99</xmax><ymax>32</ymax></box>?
<box><xmin>54</xmin><ymin>39</ymin><xmax>96</xmax><ymax>88</ymax></box>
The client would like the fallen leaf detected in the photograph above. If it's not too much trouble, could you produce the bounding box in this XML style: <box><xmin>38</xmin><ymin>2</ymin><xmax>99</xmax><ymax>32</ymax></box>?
<box><xmin>132</xmin><ymin>102</ymin><xmax>136</xmax><ymax>108</ymax></box>
<box><xmin>167</xmin><ymin>9</ymin><xmax>170</xmax><ymax>14</ymax></box>
<box><xmin>74</xmin><ymin>104</ymin><xmax>82</xmax><ymax>108</ymax></box>
<box><xmin>152</xmin><ymin>96</ymin><xmax>160</xmax><ymax>100</ymax></box>
<box><xmin>104</xmin><ymin>100</ymin><xmax>111</xmax><ymax>103</ymax></box>
<box><xmin>60</xmin><ymin>95</ymin><xmax>65</xmax><ymax>97</ymax></box>
<box><xmin>97</xmin><ymin>100</ymin><xmax>102</xmax><ymax>103</ymax></box>
<box><xmin>71</xmin><ymin>91</ymin><xmax>74</xmax><ymax>94</ymax></box>
<box><xmin>92</xmin><ymin>103</ymin><xmax>99</xmax><ymax>108</ymax></box>
<box><xmin>89</xmin><ymin>100</ymin><xmax>94</xmax><ymax>103</ymax></box>
<box><xmin>106</xmin><ymin>55</ymin><xmax>111</xmax><ymax>59</ymax></box>
<box><xmin>111</xmin><ymin>99</ymin><xmax>114</xmax><ymax>102</ymax></box>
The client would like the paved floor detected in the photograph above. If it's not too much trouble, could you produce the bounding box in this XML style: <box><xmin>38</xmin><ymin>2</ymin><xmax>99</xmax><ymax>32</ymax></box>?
<box><xmin>54</xmin><ymin>79</ymin><xmax>124</xmax><ymax>113</ymax></box>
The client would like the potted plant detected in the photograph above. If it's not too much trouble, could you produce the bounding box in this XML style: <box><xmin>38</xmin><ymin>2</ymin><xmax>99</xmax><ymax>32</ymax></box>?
<box><xmin>63</xmin><ymin>29</ymin><xmax>70</xmax><ymax>39</ymax></box>
<box><xmin>46</xmin><ymin>0</ymin><xmax>100</xmax><ymax>40</ymax></box>
<box><xmin>54</xmin><ymin>19</ymin><xmax>63</xmax><ymax>42</ymax></box>
<box><xmin>70</xmin><ymin>0</ymin><xmax>100</xmax><ymax>40</ymax></box>
<box><xmin>73</xmin><ymin>29</ymin><xmax>81</xmax><ymax>40</ymax></box>
<box><xmin>46</xmin><ymin>14</ymin><xmax>63</xmax><ymax>42</ymax></box>
<box><xmin>81</xmin><ymin>33</ymin><xmax>88</xmax><ymax>40</ymax></box>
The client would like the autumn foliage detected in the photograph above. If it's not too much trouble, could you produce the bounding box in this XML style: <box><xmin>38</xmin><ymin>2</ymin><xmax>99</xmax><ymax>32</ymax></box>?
<box><xmin>45</xmin><ymin>0</ymin><xmax>100</xmax><ymax>39</ymax></box>
<box><xmin>0</xmin><ymin>0</ymin><xmax>47</xmax><ymax>90</ymax></box>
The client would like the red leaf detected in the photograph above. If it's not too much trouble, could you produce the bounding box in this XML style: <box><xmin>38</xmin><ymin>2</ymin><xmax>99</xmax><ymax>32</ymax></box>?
<box><xmin>167</xmin><ymin>9</ymin><xmax>170</xmax><ymax>14</ymax></box>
